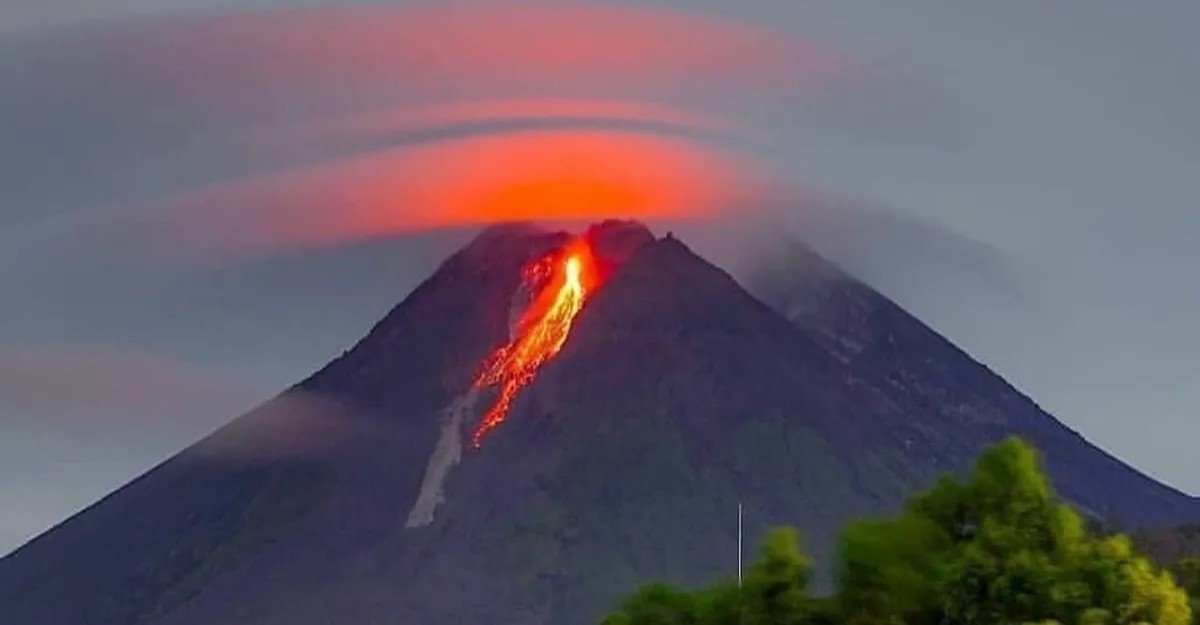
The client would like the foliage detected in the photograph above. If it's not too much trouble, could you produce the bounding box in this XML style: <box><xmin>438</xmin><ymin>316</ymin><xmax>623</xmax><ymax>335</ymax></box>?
<box><xmin>601</xmin><ymin>438</ymin><xmax>1193</xmax><ymax>625</ymax></box>
<box><xmin>1172</xmin><ymin>559</ymin><xmax>1200</xmax><ymax>596</ymax></box>
<box><xmin>742</xmin><ymin>528</ymin><xmax>812</xmax><ymax>625</ymax></box>
<box><xmin>600</xmin><ymin>582</ymin><xmax>699</xmax><ymax>625</ymax></box>
<box><xmin>837</xmin><ymin>437</ymin><xmax>1190</xmax><ymax>625</ymax></box>
<box><xmin>1170</xmin><ymin>559</ymin><xmax>1200</xmax><ymax>624</ymax></box>
<box><xmin>601</xmin><ymin>528</ymin><xmax>816</xmax><ymax>625</ymax></box>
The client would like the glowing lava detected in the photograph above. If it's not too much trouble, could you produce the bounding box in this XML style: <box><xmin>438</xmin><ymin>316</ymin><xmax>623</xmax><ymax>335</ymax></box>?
<box><xmin>470</xmin><ymin>238</ymin><xmax>597</xmax><ymax>448</ymax></box>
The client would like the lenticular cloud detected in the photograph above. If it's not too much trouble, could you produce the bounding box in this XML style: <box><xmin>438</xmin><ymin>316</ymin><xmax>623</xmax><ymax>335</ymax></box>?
<box><xmin>26</xmin><ymin>1</ymin><xmax>848</xmax><ymax>258</ymax></box>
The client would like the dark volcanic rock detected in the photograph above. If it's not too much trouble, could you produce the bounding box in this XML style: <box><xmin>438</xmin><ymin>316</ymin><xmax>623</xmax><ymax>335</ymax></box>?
<box><xmin>1</xmin><ymin>223</ymin><xmax>1196</xmax><ymax>625</ymax></box>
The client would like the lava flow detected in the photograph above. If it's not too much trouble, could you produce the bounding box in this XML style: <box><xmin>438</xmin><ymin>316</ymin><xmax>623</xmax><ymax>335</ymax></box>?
<box><xmin>470</xmin><ymin>237</ymin><xmax>598</xmax><ymax>448</ymax></box>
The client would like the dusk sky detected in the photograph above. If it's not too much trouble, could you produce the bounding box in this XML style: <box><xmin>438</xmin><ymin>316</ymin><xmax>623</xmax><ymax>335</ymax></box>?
<box><xmin>2</xmin><ymin>0</ymin><xmax>1198</xmax><ymax>556</ymax></box>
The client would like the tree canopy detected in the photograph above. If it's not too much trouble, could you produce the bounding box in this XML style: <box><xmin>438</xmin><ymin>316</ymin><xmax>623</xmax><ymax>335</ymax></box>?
<box><xmin>600</xmin><ymin>527</ymin><xmax>817</xmax><ymax>625</ymax></box>
<box><xmin>601</xmin><ymin>437</ymin><xmax>1193</xmax><ymax>625</ymax></box>
<box><xmin>1169</xmin><ymin>559</ymin><xmax>1200</xmax><ymax>624</ymax></box>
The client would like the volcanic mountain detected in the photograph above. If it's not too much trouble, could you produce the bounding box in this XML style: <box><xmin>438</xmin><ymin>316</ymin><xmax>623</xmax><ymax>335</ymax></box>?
<box><xmin>2</xmin><ymin>221</ymin><xmax>1197</xmax><ymax>625</ymax></box>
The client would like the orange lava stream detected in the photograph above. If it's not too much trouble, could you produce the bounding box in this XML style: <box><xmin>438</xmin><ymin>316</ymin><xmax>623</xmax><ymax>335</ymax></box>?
<box><xmin>471</xmin><ymin>239</ymin><xmax>596</xmax><ymax>448</ymax></box>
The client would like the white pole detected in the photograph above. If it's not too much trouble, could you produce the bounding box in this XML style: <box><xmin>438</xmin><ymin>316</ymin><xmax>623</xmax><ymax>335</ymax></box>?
<box><xmin>737</xmin><ymin>501</ymin><xmax>743</xmax><ymax>587</ymax></box>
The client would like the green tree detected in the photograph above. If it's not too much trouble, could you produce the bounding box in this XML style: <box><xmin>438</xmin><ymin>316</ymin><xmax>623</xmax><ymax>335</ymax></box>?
<box><xmin>1173</xmin><ymin>558</ymin><xmax>1200</xmax><ymax>596</ymax></box>
<box><xmin>602</xmin><ymin>528</ymin><xmax>817</xmax><ymax>625</ymax></box>
<box><xmin>741</xmin><ymin>528</ymin><xmax>813</xmax><ymax>625</ymax></box>
<box><xmin>1170</xmin><ymin>559</ymin><xmax>1200</xmax><ymax>624</ymax></box>
<box><xmin>601</xmin><ymin>438</ymin><xmax>1191</xmax><ymax>625</ymax></box>
<box><xmin>600</xmin><ymin>582</ymin><xmax>698</xmax><ymax>625</ymax></box>
<box><xmin>836</xmin><ymin>437</ymin><xmax>1191</xmax><ymax>625</ymax></box>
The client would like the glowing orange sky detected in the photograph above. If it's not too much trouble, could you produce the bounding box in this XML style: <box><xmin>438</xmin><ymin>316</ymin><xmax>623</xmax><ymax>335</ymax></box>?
<box><xmin>126</xmin><ymin>1</ymin><xmax>823</xmax><ymax>256</ymax></box>
<box><xmin>176</xmin><ymin>129</ymin><xmax>770</xmax><ymax>253</ymax></box>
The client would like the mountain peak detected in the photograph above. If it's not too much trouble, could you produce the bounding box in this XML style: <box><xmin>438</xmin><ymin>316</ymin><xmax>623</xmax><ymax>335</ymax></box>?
<box><xmin>3</xmin><ymin>223</ymin><xmax>1197</xmax><ymax>625</ymax></box>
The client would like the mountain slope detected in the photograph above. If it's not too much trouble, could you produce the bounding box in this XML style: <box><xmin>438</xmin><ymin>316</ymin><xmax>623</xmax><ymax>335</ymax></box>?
<box><xmin>747</xmin><ymin>240</ymin><xmax>1198</xmax><ymax>525</ymax></box>
<box><xmin>1</xmin><ymin>222</ymin><xmax>1196</xmax><ymax>625</ymax></box>
<box><xmin>1136</xmin><ymin>524</ymin><xmax>1200</xmax><ymax>566</ymax></box>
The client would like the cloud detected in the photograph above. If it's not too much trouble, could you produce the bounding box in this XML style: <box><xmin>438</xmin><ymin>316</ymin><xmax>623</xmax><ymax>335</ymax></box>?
<box><xmin>0</xmin><ymin>2</ymin><xmax>839</xmax><ymax>225</ymax></box>
<box><xmin>0</xmin><ymin>344</ymin><xmax>267</xmax><ymax>426</ymax></box>
<box><xmin>0</xmin><ymin>341</ymin><xmax>376</xmax><ymax>555</ymax></box>
<box><xmin>0</xmin><ymin>1</ymin><xmax>969</xmax><ymax>296</ymax></box>
<box><xmin>0</xmin><ymin>343</ymin><xmax>278</xmax><ymax>554</ymax></box>
<box><xmin>658</xmin><ymin>190</ymin><xmax>1033</xmax><ymax>362</ymax></box>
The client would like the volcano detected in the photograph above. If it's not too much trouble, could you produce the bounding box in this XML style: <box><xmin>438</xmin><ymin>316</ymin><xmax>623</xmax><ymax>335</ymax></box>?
<box><xmin>2</xmin><ymin>221</ymin><xmax>1197</xmax><ymax>625</ymax></box>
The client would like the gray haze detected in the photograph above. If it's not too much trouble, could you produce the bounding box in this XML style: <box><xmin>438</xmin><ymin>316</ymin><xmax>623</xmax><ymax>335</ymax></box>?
<box><xmin>2</xmin><ymin>0</ymin><xmax>1198</xmax><ymax>555</ymax></box>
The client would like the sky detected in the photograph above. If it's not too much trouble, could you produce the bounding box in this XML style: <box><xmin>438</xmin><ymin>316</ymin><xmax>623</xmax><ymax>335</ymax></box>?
<box><xmin>2</xmin><ymin>0</ymin><xmax>1198</xmax><ymax>555</ymax></box>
